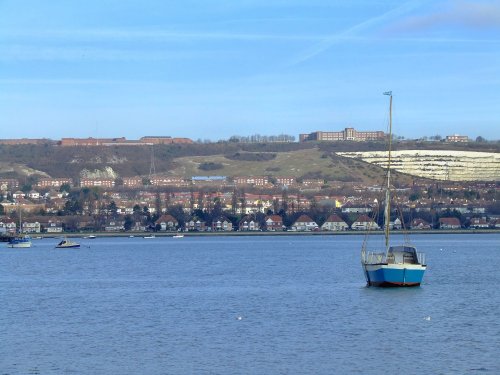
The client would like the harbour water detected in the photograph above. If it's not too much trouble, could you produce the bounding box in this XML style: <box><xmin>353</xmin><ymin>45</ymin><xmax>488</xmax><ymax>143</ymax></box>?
<box><xmin>1</xmin><ymin>234</ymin><xmax>499</xmax><ymax>374</ymax></box>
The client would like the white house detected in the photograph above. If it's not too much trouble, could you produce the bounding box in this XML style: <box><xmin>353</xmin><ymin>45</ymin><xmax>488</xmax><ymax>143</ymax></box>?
<box><xmin>211</xmin><ymin>218</ymin><xmax>233</xmax><ymax>231</ymax></box>
<box><xmin>321</xmin><ymin>214</ymin><xmax>349</xmax><ymax>231</ymax></box>
<box><xmin>239</xmin><ymin>216</ymin><xmax>260</xmax><ymax>231</ymax></box>
<box><xmin>22</xmin><ymin>221</ymin><xmax>41</xmax><ymax>233</ymax></box>
<box><xmin>46</xmin><ymin>221</ymin><xmax>63</xmax><ymax>233</ymax></box>
<box><xmin>28</xmin><ymin>190</ymin><xmax>40</xmax><ymax>199</ymax></box>
<box><xmin>155</xmin><ymin>214</ymin><xmax>179</xmax><ymax>231</ymax></box>
<box><xmin>351</xmin><ymin>215</ymin><xmax>379</xmax><ymax>231</ymax></box>
<box><xmin>291</xmin><ymin>214</ymin><xmax>318</xmax><ymax>231</ymax></box>
<box><xmin>105</xmin><ymin>220</ymin><xmax>125</xmax><ymax>232</ymax></box>
<box><xmin>13</xmin><ymin>191</ymin><xmax>25</xmax><ymax>199</ymax></box>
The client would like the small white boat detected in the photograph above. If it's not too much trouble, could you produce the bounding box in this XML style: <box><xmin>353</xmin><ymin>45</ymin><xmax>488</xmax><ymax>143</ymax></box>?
<box><xmin>88</xmin><ymin>235</ymin><xmax>96</xmax><ymax>239</ymax></box>
<box><xmin>7</xmin><ymin>235</ymin><xmax>32</xmax><ymax>248</ymax></box>
<box><xmin>143</xmin><ymin>235</ymin><xmax>155</xmax><ymax>239</ymax></box>
<box><xmin>172</xmin><ymin>234</ymin><xmax>184</xmax><ymax>238</ymax></box>
<box><xmin>55</xmin><ymin>238</ymin><xmax>80</xmax><ymax>248</ymax></box>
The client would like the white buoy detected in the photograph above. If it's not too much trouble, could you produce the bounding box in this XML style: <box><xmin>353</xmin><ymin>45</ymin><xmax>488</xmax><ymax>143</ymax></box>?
<box><xmin>236</xmin><ymin>316</ymin><xmax>243</xmax><ymax>321</ymax></box>
<box><xmin>424</xmin><ymin>316</ymin><xmax>431</xmax><ymax>321</ymax></box>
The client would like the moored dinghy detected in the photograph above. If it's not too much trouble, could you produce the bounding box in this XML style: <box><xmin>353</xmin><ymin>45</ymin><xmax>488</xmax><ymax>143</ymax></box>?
<box><xmin>361</xmin><ymin>92</ymin><xmax>426</xmax><ymax>287</ymax></box>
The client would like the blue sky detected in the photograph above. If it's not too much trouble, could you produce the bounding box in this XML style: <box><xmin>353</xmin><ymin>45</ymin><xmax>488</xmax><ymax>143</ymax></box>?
<box><xmin>1</xmin><ymin>0</ymin><xmax>499</xmax><ymax>141</ymax></box>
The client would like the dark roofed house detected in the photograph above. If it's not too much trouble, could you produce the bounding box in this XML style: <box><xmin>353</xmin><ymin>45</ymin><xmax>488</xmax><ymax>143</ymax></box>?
<box><xmin>211</xmin><ymin>217</ymin><xmax>233</xmax><ymax>232</ymax></box>
<box><xmin>439</xmin><ymin>217</ymin><xmax>461</xmax><ymax>229</ymax></box>
<box><xmin>264</xmin><ymin>215</ymin><xmax>283</xmax><ymax>231</ymax></box>
<box><xmin>238</xmin><ymin>215</ymin><xmax>260</xmax><ymax>231</ymax></box>
<box><xmin>155</xmin><ymin>214</ymin><xmax>179</xmax><ymax>231</ymax></box>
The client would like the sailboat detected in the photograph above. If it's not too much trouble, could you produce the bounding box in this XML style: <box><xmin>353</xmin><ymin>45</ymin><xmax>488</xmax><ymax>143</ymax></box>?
<box><xmin>361</xmin><ymin>92</ymin><xmax>426</xmax><ymax>287</ymax></box>
<box><xmin>7</xmin><ymin>235</ymin><xmax>32</xmax><ymax>248</ymax></box>
<box><xmin>7</xmin><ymin>204</ymin><xmax>32</xmax><ymax>248</ymax></box>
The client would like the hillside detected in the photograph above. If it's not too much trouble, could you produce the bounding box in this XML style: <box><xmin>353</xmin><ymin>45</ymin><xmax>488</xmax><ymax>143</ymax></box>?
<box><xmin>0</xmin><ymin>142</ymin><xmax>498</xmax><ymax>184</ymax></box>
<box><xmin>168</xmin><ymin>148</ymin><xmax>412</xmax><ymax>185</ymax></box>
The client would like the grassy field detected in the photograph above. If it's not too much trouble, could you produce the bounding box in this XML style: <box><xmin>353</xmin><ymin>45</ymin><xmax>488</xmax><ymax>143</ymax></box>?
<box><xmin>169</xmin><ymin>148</ymin><xmax>413</xmax><ymax>185</ymax></box>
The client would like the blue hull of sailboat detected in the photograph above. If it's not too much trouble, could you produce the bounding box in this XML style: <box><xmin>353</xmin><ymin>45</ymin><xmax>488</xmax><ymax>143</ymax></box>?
<box><xmin>365</xmin><ymin>266</ymin><xmax>425</xmax><ymax>287</ymax></box>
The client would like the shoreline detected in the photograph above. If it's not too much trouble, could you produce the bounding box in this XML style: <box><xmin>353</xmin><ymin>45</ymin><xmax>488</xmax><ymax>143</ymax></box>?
<box><xmin>12</xmin><ymin>229</ymin><xmax>499</xmax><ymax>239</ymax></box>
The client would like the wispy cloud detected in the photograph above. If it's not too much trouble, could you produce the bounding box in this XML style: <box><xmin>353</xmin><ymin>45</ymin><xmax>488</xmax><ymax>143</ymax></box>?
<box><xmin>288</xmin><ymin>1</ymin><xmax>425</xmax><ymax>65</ymax></box>
<box><xmin>0</xmin><ymin>44</ymin><xmax>230</xmax><ymax>62</ymax></box>
<box><xmin>0</xmin><ymin>28</ymin><xmax>320</xmax><ymax>42</ymax></box>
<box><xmin>386</xmin><ymin>1</ymin><xmax>500</xmax><ymax>33</ymax></box>
<box><xmin>0</xmin><ymin>28</ymin><xmax>324</xmax><ymax>61</ymax></box>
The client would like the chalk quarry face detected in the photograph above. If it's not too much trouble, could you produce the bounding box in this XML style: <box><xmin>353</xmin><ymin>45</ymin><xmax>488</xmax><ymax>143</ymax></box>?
<box><xmin>337</xmin><ymin>150</ymin><xmax>500</xmax><ymax>181</ymax></box>
<box><xmin>79</xmin><ymin>166</ymin><xmax>118</xmax><ymax>179</ymax></box>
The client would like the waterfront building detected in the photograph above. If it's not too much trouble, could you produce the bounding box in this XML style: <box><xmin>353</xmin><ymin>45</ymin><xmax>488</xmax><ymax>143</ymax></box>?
<box><xmin>438</xmin><ymin>217</ymin><xmax>461</xmax><ymax>229</ymax></box>
<box><xmin>264</xmin><ymin>215</ymin><xmax>284</xmax><ymax>231</ymax></box>
<box><xmin>155</xmin><ymin>214</ymin><xmax>179</xmax><ymax>231</ymax></box>
<box><xmin>238</xmin><ymin>215</ymin><xmax>260</xmax><ymax>231</ymax></box>
<box><xmin>321</xmin><ymin>214</ymin><xmax>349</xmax><ymax>231</ymax></box>
<box><xmin>351</xmin><ymin>215</ymin><xmax>379</xmax><ymax>230</ymax></box>
<box><xmin>290</xmin><ymin>214</ymin><xmax>318</xmax><ymax>232</ymax></box>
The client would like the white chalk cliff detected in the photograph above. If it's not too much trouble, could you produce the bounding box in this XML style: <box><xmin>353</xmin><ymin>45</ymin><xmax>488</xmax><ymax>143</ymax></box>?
<box><xmin>337</xmin><ymin>150</ymin><xmax>500</xmax><ymax>181</ymax></box>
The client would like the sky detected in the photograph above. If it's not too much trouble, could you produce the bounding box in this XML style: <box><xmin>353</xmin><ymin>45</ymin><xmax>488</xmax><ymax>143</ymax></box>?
<box><xmin>1</xmin><ymin>0</ymin><xmax>499</xmax><ymax>141</ymax></box>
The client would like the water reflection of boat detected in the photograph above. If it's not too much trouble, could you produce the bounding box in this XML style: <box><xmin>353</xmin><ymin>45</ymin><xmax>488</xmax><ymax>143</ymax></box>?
<box><xmin>55</xmin><ymin>238</ymin><xmax>80</xmax><ymax>248</ymax></box>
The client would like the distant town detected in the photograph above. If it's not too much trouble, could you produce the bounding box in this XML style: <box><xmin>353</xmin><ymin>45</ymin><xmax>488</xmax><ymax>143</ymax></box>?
<box><xmin>0</xmin><ymin>127</ymin><xmax>485</xmax><ymax>146</ymax></box>
<box><xmin>0</xmin><ymin>128</ymin><xmax>498</xmax><ymax>236</ymax></box>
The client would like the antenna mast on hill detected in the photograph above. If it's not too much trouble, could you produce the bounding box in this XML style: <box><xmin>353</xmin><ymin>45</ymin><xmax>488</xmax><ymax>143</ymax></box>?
<box><xmin>149</xmin><ymin>145</ymin><xmax>156</xmax><ymax>178</ymax></box>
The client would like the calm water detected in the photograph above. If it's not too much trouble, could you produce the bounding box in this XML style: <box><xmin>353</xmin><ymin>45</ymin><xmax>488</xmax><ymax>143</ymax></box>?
<box><xmin>1</xmin><ymin>234</ymin><xmax>499</xmax><ymax>374</ymax></box>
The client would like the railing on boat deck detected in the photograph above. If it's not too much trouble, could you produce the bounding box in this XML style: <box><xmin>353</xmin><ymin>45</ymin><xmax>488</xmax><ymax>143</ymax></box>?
<box><xmin>363</xmin><ymin>251</ymin><xmax>386</xmax><ymax>264</ymax></box>
<box><xmin>363</xmin><ymin>251</ymin><xmax>426</xmax><ymax>265</ymax></box>
<box><xmin>417</xmin><ymin>252</ymin><xmax>425</xmax><ymax>265</ymax></box>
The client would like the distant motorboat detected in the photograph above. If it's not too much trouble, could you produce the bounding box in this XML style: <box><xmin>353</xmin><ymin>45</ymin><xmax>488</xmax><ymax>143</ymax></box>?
<box><xmin>55</xmin><ymin>238</ymin><xmax>80</xmax><ymax>248</ymax></box>
<box><xmin>172</xmin><ymin>234</ymin><xmax>184</xmax><ymax>238</ymax></box>
<box><xmin>143</xmin><ymin>235</ymin><xmax>155</xmax><ymax>239</ymax></box>
<box><xmin>88</xmin><ymin>235</ymin><xmax>96</xmax><ymax>239</ymax></box>
<box><xmin>7</xmin><ymin>235</ymin><xmax>32</xmax><ymax>248</ymax></box>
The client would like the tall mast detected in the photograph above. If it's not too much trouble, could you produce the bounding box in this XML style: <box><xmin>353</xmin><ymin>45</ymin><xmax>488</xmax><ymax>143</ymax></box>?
<box><xmin>383</xmin><ymin>91</ymin><xmax>393</xmax><ymax>250</ymax></box>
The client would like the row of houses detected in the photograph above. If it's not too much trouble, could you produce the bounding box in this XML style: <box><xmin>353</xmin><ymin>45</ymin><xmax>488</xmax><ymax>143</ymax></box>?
<box><xmin>143</xmin><ymin>214</ymin><xmax>500</xmax><ymax>232</ymax></box>
<box><xmin>2</xmin><ymin>213</ymin><xmax>497</xmax><ymax>235</ymax></box>
<box><xmin>1</xmin><ymin>176</ymin><xmax>329</xmax><ymax>190</ymax></box>
<box><xmin>5</xmin><ymin>184</ymin><xmax>493</xmax><ymax>218</ymax></box>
